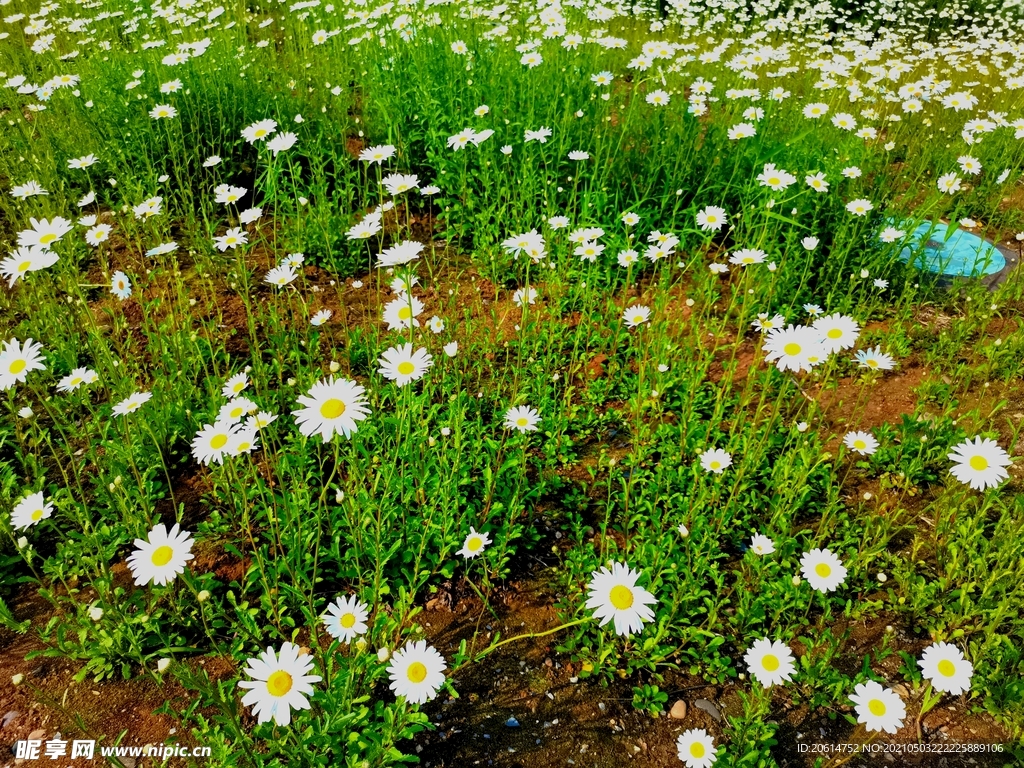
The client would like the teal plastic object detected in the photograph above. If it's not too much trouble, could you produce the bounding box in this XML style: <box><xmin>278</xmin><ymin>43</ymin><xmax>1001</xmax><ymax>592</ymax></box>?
<box><xmin>898</xmin><ymin>221</ymin><xmax>1005</xmax><ymax>277</ymax></box>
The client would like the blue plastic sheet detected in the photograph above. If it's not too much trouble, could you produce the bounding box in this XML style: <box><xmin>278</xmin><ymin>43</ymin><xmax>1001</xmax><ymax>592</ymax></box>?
<box><xmin>898</xmin><ymin>221</ymin><xmax>1005</xmax><ymax>277</ymax></box>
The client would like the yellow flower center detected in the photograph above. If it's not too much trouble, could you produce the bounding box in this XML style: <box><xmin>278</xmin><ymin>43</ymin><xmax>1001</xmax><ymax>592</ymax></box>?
<box><xmin>609</xmin><ymin>585</ymin><xmax>634</xmax><ymax>610</ymax></box>
<box><xmin>827</xmin><ymin>328</ymin><xmax>843</xmax><ymax>339</ymax></box>
<box><xmin>255</xmin><ymin>129</ymin><xmax>267</xmax><ymax>138</ymax></box>
<box><xmin>937</xmin><ymin>659</ymin><xmax>956</xmax><ymax>677</ymax></box>
<box><xmin>407</xmin><ymin>661</ymin><xmax>428</xmax><ymax>683</ymax></box>
<box><xmin>854</xmin><ymin>440</ymin><xmax>866</xmax><ymax>450</ymax></box>
<box><xmin>633</xmin><ymin>315</ymin><xmax>644</xmax><ymax>323</ymax></box>
<box><xmin>467</xmin><ymin>535</ymin><xmax>483</xmax><ymax>551</ymax></box>
<box><xmin>340</xmin><ymin>612</ymin><xmax>356</xmax><ymax>628</ymax></box>
<box><xmin>867</xmin><ymin>359</ymin><xmax>878</xmax><ymax>367</ymax></box>
<box><xmin>266</xmin><ymin>670</ymin><xmax>293</xmax><ymax>697</ymax></box>
<box><xmin>230</xmin><ymin>407</ymin><xmax>244</xmax><ymax>419</ymax></box>
<box><xmin>762</xmin><ymin>654</ymin><xmax>780</xmax><ymax>671</ymax></box>
<box><xmin>320</xmin><ymin>398</ymin><xmax>346</xmax><ymax>419</ymax></box>
<box><xmin>210</xmin><ymin>434</ymin><xmax>228</xmax><ymax>450</ymax></box>
<box><xmin>517</xmin><ymin>417</ymin><xmax>529</xmax><ymax>427</ymax></box>
<box><xmin>39</xmin><ymin>233</ymin><xmax>57</xmax><ymax>244</ymax></box>
<box><xmin>398</xmin><ymin>306</ymin><xmax>412</xmax><ymax>320</ymax></box>
<box><xmin>31</xmin><ymin>509</ymin><xmax>44</xmax><ymax>521</ymax></box>
<box><xmin>815</xmin><ymin>563</ymin><xmax>832</xmax><ymax>578</ymax></box>
<box><xmin>710</xmin><ymin>461</ymin><xmax>721</xmax><ymax>469</ymax></box>
<box><xmin>9</xmin><ymin>359</ymin><xmax>26</xmax><ymax>374</ymax></box>
<box><xmin>784</xmin><ymin>343</ymin><xmax>801</xmax><ymax>356</ymax></box>
<box><xmin>18</xmin><ymin>260</ymin><xmax>31</xmax><ymax>273</ymax></box>
<box><xmin>969</xmin><ymin>455</ymin><xmax>988</xmax><ymax>471</ymax></box>
<box><xmin>397</xmin><ymin>361</ymin><xmax>415</xmax><ymax>376</ymax></box>
<box><xmin>690</xmin><ymin>742</ymin><xmax>705</xmax><ymax>758</ymax></box>
<box><xmin>151</xmin><ymin>545</ymin><xmax>174</xmax><ymax>566</ymax></box>
<box><xmin>868</xmin><ymin>699</ymin><xmax>886</xmax><ymax>716</ymax></box>
<box><xmin>236</xmin><ymin>441</ymin><xmax>251</xmax><ymax>452</ymax></box>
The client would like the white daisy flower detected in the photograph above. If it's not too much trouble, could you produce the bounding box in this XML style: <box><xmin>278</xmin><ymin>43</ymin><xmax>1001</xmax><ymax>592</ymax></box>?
<box><xmin>918</xmin><ymin>641</ymin><xmax>974</xmax><ymax>696</ymax></box>
<box><xmin>799</xmin><ymin>548</ymin><xmax>848</xmax><ymax>593</ymax></box>
<box><xmin>849</xmin><ymin>680</ymin><xmax>906</xmax><ymax>734</ymax></box>
<box><xmin>219</xmin><ymin>397</ymin><xmax>258</xmax><ymax>424</ymax></box>
<box><xmin>227</xmin><ymin>424</ymin><xmax>260</xmax><ymax>456</ymax></box>
<box><xmin>323</xmin><ymin>596</ymin><xmax>370</xmax><ymax>643</ymax></box>
<box><xmin>457</xmin><ymin>527</ymin><xmax>491</xmax><ymax>559</ymax></box>
<box><xmin>110</xmin><ymin>271</ymin><xmax>132</xmax><ymax>300</ymax></box>
<box><xmin>191</xmin><ymin>420</ymin><xmax>240</xmax><ymax>466</ymax></box>
<box><xmin>622</xmin><ymin>304</ymin><xmax>651</xmax><ymax>328</ymax></box>
<box><xmin>111</xmin><ymin>391</ymin><xmax>153</xmax><ymax>416</ymax></box>
<box><xmin>377</xmin><ymin>344</ymin><xmax>433</xmax><ymax>387</ymax></box>
<box><xmin>387</xmin><ymin>640</ymin><xmax>447</xmax><ymax>705</ymax></box>
<box><xmin>749</xmin><ymin>533</ymin><xmax>775</xmax><ymax>556</ymax></box>
<box><xmin>812</xmin><ymin>313</ymin><xmax>860</xmax><ymax>355</ymax></box>
<box><xmin>504</xmin><ymin>405</ymin><xmax>540</xmax><ymax>433</ymax></box>
<box><xmin>292</xmin><ymin>377</ymin><xmax>371</xmax><ymax>443</ymax></box>
<box><xmin>126</xmin><ymin>523</ymin><xmax>195</xmax><ymax>586</ymax></box>
<box><xmin>947</xmin><ymin>437</ymin><xmax>1011</xmax><ymax>491</ymax></box>
<box><xmin>57</xmin><ymin>367</ymin><xmax>99</xmax><ymax>393</ymax></box>
<box><xmin>744</xmin><ymin>638</ymin><xmax>796</xmax><ymax>687</ymax></box>
<box><xmin>584</xmin><ymin>562</ymin><xmax>658</xmax><ymax>637</ymax></box>
<box><xmin>676</xmin><ymin>728</ymin><xmax>718</xmax><ymax>768</ymax></box>
<box><xmin>222</xmin><ymin>372</ymin><xmax>249</xmax><ymax>399</ymax></box>
<box><xmin>699</xmin><ymin>448</ymin><xmax>732</xmax><ymax>474</ymax></box>
<box><xmin>854</xmin><ymin>346</ymin><xmax>896</xmax><ymax>371</ymax></box>
<box><xmin>843</xmin><ymin>431</ymin><xmax>878</xmax><ymax>456</ymax></box>
<box><xmin>0</xmin><ymin>337</ymin><xmax>46</xmax><ymax>390</ymax></box>
<box><xmin>10</xmin><ymin>491</ymin><xmax>53</xmax><ymax>530</ymax></box>
<box><xmin>762</xmin><ymin>325</ymin><xmax>825</xmax><ymax>373</ymax></box>
<box><xmin>382</xmin><ymin>295</ymin><xmax>424</xmax><ymax>331</ymax></box>
<box><xmin>238</xmin><ymin>642</ymin><xmax>322</xmax><ymax>726</ymax></box>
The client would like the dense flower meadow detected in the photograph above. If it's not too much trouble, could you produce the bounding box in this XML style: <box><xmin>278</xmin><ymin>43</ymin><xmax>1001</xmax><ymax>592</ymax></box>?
<box><xmin>1</xmin><ymin>0</ymin><xmax>1023</xmax><ymax>764</ymax></box>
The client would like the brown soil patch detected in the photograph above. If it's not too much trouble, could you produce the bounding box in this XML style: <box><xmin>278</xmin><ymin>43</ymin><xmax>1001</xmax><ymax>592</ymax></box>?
<box><xmin>813</xmin><ymin>363</ymin><xmax>930</xmax><ymax>433</ymax></box>
<box><xmin>0</xmin><ymin>589</ymin><xmax>219</xmax><ymax>768</ymax></box>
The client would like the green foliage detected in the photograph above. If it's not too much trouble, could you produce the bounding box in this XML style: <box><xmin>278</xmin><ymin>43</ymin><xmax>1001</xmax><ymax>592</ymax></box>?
<box><xmin>1</xmin><ymin>0</ymin><xmax>1023</xmax><ymax>765</ymax></box>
